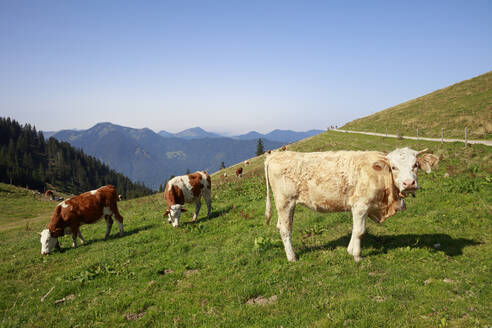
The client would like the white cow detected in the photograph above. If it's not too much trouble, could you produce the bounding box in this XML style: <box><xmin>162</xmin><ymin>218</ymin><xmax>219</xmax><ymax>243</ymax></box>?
<box><xmin>265</xmin><ymin>147</ymin><xmax>438</xmax><ymax>262</ymax></box>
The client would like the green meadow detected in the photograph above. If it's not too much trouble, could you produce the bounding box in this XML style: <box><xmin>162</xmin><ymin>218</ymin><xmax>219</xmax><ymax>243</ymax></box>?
<box><xmin>1</xmin><ymin>131</ymin><xmax>491</xmax><ymax>327</ymax></box>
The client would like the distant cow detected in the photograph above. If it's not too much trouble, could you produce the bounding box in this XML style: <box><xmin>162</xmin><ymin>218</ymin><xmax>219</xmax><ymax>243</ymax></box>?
<box><xmin>265</xmin><ymin>150</ymin><xmax>271</xmax><ymax>155</ymax></box>
<box><xmin>118</xmin><ymin>194</ymin><xmax>123</xmax><ymax>201</ymax></box>
<box><xmin>40</xmin><ymin>185</ymin><xmax>124</xmax><ymax>255</ymax></box>
<box><xmin>244</xmin><ymin>161</ymin><xmax>250</xmax><ymax>165</ymax></box>
<box><xmin>221</xmin><ymin>172</ymin><xmax>227</xmax><ymax>178</ymax></box>
<box><xmin>281</xmin><ymin>145</ymin><xmax>287</xmax><ymax>151</ymax></box>
<box><xmin>265</xmin><ymin>147</ymin><xmax>438</xmax><ymax>262</ymax></box>
<box><xmin>45</xmin><ymin>190</ymin><xmax>54</xmax><ymax>200</ymax></box>
<box><xmin>235</xmin><ymin>167</ymin><xmax>243</xmax><ymax>177</ymax></box>
<box><xmin>164</xmin><ymin>171</ymin><xmax>212</xmax><ymax>227</ymax></box>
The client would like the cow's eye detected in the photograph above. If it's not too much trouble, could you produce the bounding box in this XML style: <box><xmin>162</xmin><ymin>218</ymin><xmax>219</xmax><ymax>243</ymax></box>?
<box><xmin>391</xmin><ymin>166</ymin><xmax>398</xmax><ymax>171</ymax></box>
<box><xmin>413</xmin><ymin>163</ymin><xmax>418</xmax><ymax>169</ymax></box>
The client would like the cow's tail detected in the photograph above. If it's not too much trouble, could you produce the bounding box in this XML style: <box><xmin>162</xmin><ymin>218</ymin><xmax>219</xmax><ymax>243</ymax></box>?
<box><xmin>265</xmin><ymin>158</ymin><xmax>273</xmax><ymax>225</ymax></box>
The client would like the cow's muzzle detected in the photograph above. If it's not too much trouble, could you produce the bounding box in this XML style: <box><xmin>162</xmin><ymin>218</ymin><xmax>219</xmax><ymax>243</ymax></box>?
<box><xmin>398</xmin><ymin>199</ymin><xmax>406</xmax><ymax>212</ymax></box>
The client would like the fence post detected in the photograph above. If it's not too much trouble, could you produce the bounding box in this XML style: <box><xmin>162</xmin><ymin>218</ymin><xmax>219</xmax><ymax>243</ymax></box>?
<box><xmin>441</xmin><ymin>128</ymin><xmax>444</xmax><ymax>144</ymax></box>
<box><xmin>465</xmin><ymin>127</ymin><xmax>468</xmax><ymax>147</ymax></box>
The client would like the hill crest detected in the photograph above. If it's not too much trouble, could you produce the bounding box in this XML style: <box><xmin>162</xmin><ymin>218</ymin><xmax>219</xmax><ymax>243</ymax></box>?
<box><xmin>342</xmin><ymin>71</ymin><xmax>492</xmax><ymax>140</ymax></box>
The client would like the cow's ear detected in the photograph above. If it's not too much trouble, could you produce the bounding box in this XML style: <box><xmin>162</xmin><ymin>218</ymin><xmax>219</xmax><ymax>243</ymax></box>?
<box><xmin>372</xmin><ymin>160</ymin><xmax>389</xmax><ymax>171</ymax></box>
<box><xmin>163</xmin><ymin>209</ymin><xmax>170</xmax><ymax>216</ymax></box>
<box><xmin>417</xmin><ymin>153</ymin><xmax>439</xmax><ymax>173</ymax></box>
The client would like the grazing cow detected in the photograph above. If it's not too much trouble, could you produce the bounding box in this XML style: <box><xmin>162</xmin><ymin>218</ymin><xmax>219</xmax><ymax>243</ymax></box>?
<box><xmin>281</xmin><ymin>145</ymin><xmax>287</xmax><ymax>151</ymax></box>
<box><xmin>164</xmin><ymin>171</ymin><xmax>212</xmax><ymax>227</ymax></box>
<box><xmin>45</xmin><ymin>190</ymin><xmax>54</xmax><ymax>200</ymax></box>
<box><xmin>40</xmin><ymin>185</ymin><xmax>123</xmax><ymax>255</ymax></box>
<box><xmin>235</xmin><ymin>167</ymin><xmax>243</xmax><ymax>177</ymax></box>
<box><xmin>265</xmin><ymin>147</ymin><xmax>438</xmax><ymax>262</ymax></box>
<box><xmin>117</xmin><ymin>194</ymin><xmax>123</xmax><ymax>201</ymax></box>
<box><xmin>244</xmin><ymin>161</ymin><xmax>250</xmax><ymax>165</ymax></box>
<box><xmin>221</xmin><ymin>172</ymin><xmax>227</xmax><ymax>178</ymax></box>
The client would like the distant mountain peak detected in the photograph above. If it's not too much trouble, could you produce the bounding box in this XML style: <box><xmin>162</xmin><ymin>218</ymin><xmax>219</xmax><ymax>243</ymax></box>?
<box><xmin>174</xmin><ymin>127</ymin><xmax>221</xmax><ymax>139</ymax></box>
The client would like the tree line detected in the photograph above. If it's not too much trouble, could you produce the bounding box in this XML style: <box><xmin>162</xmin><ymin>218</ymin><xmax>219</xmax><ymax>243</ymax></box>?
<box><xmin>0</xmin><ymin>117</ymin><xmax>153</xmax><ymax>198</ymax></box>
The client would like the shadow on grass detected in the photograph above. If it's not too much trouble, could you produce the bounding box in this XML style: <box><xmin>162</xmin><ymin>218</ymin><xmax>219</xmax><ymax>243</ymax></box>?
<box><xmin>57</xmin><ymin>224</ymin><xmax>158</xmax><ymax>252</ymax></box>
<box><xmin>298</xmin><ymin>233</ymin><xmax>481</xmax><ymax>258</ymax></box>
<box><xmin>180</xmin><ymin>205</ymin><xmax>234</xmax><ymax>226</ymax></box>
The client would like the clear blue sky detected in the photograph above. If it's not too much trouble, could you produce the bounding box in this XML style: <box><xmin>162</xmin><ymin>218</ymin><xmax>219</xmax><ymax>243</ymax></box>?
<box><xmin>1</xmin><ymin>0</ymin><xmax>491</xmax><ymax>135</ymax></box>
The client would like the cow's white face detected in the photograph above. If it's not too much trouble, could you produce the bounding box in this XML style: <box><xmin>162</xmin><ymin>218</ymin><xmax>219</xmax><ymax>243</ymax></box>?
<box><xmin>168</xmin><ymin>204</ymin><xmax>183</xmax><ymax>227</ymax></box>
<box><xmin>40</xmin><ymin>229</ymin><xmax>58</xmax><ymax>255</ymax></box>
<box><xmin>386</xmin><ymin>147</ymin><xmax>420</xmax><ymax>194</ymax></box>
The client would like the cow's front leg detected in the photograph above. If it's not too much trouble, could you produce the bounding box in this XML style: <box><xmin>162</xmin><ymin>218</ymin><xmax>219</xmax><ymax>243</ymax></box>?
<box><xmin>71</xmin><ymin>230</ymin><xmax>78</xmax><ymax>248</ymax></box>
<box><xmin>104</xmin><ymin>215</ymin><xmax>113</xmax><ymax>240</ymax></box>
<box><xmin>192</xmin><ymin>199</ymin><xmax>201</xmax><ymax>222</ymax></box>
<box><xmin>348</xmin><ymin>203</ymin><xmax>368</xmax><ymax>262</ymax></box>
<box><xmin>77</xmin><ymin>230</ymin><xmax>86</xmax><ymax>245</ymax></box>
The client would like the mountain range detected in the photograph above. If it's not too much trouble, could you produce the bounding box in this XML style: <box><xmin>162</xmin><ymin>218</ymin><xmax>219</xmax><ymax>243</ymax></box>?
<box><xmin>157</xmin><ymin>126</ymin><xmax>324</xmax><ymax>142</ymax></box>
<box><xmin>50</xmin><ymin>123</ymin><xmax>322</xmax><ymax>190</ymax></box>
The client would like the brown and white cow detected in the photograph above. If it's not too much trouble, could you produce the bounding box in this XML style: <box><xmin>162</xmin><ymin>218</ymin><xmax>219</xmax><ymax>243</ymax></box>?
<box><xmin>265</xmin><ymin>147</ymin><xmax>438</xmax><ymax>262</ymax></box>
<box><xmin>40</xmin><ymin>185</ymin><xmax>124</xmax><ymax>254</ymax></box>
<box><xmin>235</xmin><ymin>167</ymin><xmax>243</xmax><ymax>177</ymax></box>
<box><xmin>45</xmin><ymin>190</ymin><xmax>54</xmax><ymax>200</ymax></box>
<box><xmin>163</xmin><ymin>171</ymin><xmax>212</xmax><ymax>227</ymax></box>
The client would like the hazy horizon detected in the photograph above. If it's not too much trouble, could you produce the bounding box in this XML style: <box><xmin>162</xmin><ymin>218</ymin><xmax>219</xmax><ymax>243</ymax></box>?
<box><xmin>39</xmin><ymin>121</ymin><xmax>325</xmax><ymax>137</ymax></box>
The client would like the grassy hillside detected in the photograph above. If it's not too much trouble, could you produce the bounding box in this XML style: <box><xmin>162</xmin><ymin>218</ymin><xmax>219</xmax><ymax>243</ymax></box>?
<box><xmin>342</xmin><ymin>71</ymin><xmax>492</xmax><ymax>140</ymax></box>
<box><xmin>1</xmin><ymin>131</ymin><xmax>491</xmax><ymax>327</ymax></box>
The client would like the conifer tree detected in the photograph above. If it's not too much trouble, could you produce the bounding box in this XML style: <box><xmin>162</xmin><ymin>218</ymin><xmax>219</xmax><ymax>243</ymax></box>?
<box><xmin>256</xmin><ymin>138</ymin><xmax>264</xmax><ymax>156</ymax></box>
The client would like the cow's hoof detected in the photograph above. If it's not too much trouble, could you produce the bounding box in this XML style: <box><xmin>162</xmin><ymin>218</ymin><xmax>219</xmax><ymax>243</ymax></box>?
<box><xmin>353</xmin><ymin>256</ymin><xmax>362</xmax><ymax>262</ymax></box>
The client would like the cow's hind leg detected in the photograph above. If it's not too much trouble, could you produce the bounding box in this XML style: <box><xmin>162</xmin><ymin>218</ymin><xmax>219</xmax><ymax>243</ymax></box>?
<box><xmin>348</xmin><ymin>203</ymin><xmax>368</xmax><ymax>262</ymax></box>
<box><xmin>276</xmin><ymin>199</ymin><xmax>297</xmax><ymax>262</ymax></box>
<box><xmin>203</xmin><ymin>191</ymin><xmax>212</xmax><ymax>218</ymax></box>
<box><xmin>110</xmin><ymin>204</ymin><xmax>124</xmax><ymax>236</ymax></box>
<box><xmin>104</xmin><ymin>215</ymin><xmax>113</xmax><ymax>240</ymax></box>
<box><xmin>192</xmin><ymin>198</ymin><xmax>201</xmax><ymax>222</ymax></box>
